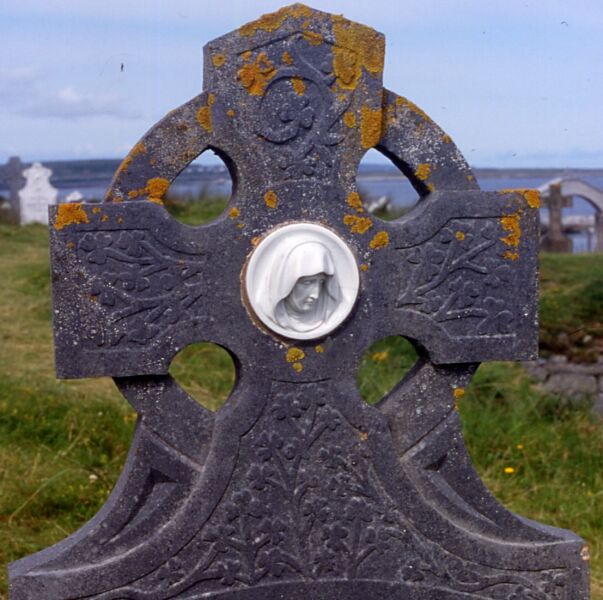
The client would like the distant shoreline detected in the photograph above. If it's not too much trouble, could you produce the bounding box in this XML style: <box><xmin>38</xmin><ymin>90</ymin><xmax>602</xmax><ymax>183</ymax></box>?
<box><xmin>1</xmin><ymin>158</ymin><xmax>602</xmax><ymax>191</ymax></box>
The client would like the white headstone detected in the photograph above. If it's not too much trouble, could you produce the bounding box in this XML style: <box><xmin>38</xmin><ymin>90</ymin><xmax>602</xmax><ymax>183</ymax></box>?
<box><xmin>18</xmin><ymin>162</ymin><xmax>58</xmax><ymax>225</ymax></box>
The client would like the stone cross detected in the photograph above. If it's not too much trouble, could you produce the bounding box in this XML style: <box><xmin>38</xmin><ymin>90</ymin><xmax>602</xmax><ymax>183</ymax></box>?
<box><xmin>10</xmin><ymin>5</ymin><xmax>588</xmax><ymax>599</ymax></box>
<box><xmin>18</xmin><ymin>162</ymin><xmax>58</xmax><ymax>225</ymax></box>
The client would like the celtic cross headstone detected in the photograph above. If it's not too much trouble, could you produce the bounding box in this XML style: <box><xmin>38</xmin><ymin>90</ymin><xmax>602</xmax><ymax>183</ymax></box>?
<box><xmin>10</xmin><ymin>5</ymin><xmax>589</xmax><ymax>599</ymax></box>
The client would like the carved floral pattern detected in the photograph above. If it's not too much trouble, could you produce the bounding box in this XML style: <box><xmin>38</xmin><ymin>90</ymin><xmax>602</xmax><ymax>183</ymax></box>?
<box><xmin>75</xmin><ymin>230</ymin><xmax>206</xmax><ymax>347</ymax></box>
<box><xmin>397</xmin><ymin>219</ymin><xmax>517</xmax><ymax>337</ymax></box>
<box><xmin>255</xmin><ymin>35</ymin><xmax>350</xmax><ymax>180</ymax></box>
<box><xmin>114</xmin><ymin>382</ymin><xmax>567</xmax><ymax>599</ymax></box>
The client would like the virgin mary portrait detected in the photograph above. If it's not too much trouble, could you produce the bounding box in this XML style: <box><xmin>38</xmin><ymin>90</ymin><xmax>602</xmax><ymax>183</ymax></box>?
<box><xmin>263</xmin><ymin>241</ymin><xmax>341</xmax><ymax>334</ymax></box>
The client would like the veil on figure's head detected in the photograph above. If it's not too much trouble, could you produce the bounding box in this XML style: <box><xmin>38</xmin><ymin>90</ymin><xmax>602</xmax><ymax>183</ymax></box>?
<box><xmin>262</xmin><ymin>240</ymin><xmax>340</xmax><ymax>332</ymax></box>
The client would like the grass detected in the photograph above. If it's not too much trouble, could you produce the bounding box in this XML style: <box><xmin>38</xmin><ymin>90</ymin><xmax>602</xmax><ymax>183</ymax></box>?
<box><xmin>0</xmin><ymin>199</ymin><xmax>602</xmax><ymax>598</ymax></box>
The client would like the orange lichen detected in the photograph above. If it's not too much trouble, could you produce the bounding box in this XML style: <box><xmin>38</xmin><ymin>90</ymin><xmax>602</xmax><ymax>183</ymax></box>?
<box><xmin>360</xmin><ymin>263</ymin><xmax>369</xmax><ymax>271</ymax></box>
<box><xmin>238</xmin><ymin>52</ymin><xmax>276</xmax><ymax>96</ymax></box>
<box><xmin>500</xmin><ymin>188</ymin><xmax>541</xmax><ymax>209</ymax></box>
<box><xmin>115</xmin><ymin>141</ymin><xmax>146</xmax><ymax>177</ymax></box>
<box><xmin>101</xmin><ymin>214</ymin><xmax>109</xmax><ymax>223</ymax></box>
<box><xmin>360</xmin><ymin>105</ymin><xmax>382</xmax><ymax>149</ymax></box>
<box><xmin>251</xmin><ymin>236</ymin><xmax>261</xmax><ymax>246</ymax></box>
<box><xmin>226</xmin><ymin>109</ymin><xmax>235</xmax><ymax>118</ymax></box>
<box><xmin>427</xmin><ymin>183</ymin><xmax>436</xmax><ymax>193</ymax></box>
<box><xmin>54</xmin><ymin>202</ymin><xmax>89</xmax><ymax>230</ymax></box>
<box><xmin>347</xmin><ymin>191</ymin><xmax>363</xmax><ymax>212</ymax></box>
<box><xmin>146</xmin><ymin>177</ymin><xmax>170</xmax><ymax>200</ymax></box>
<box><xmin>343</xmin><ymin>214</ymin><xmax>373</xmax><ymax>234</ymax></box>
<box><xmin>291</xmin><ymin>77</ymin><xmax>305</xmax><ymax>95</ymax></box>
<box><xmin>229</xmin><ymin>207</ymin><xmax>240</xmax><ymax>219</ymax></box>
<box><xmin>66</xmin><ymin>241</ymin><xmax>75</xmax><ymax>249</ymax></box>
<box><xmin>92</xmin><ymin>206</ymin><xmax>101</xmax><ymax>214</ymax></box>
<box><xmin>453</xmin><ymin>387</ymin><xmax>465</xmax><ymax>399</ymax></box>
<box><xmin>455</xmin><ymin>231</ymin><xmax>465</xmax><ymax>241</ymax></box>
<box><xmin>442</xmin><ymin>134</ymin><xmax>452</xmax><ymax>144</ymax></box>
<box><xmin>369</xmin><ymin>231</ymin><xmax>389</xmax><ymax>249</ymax></box>
<box><xmin>302</xmin><ymin>29</ymin><xmax>323</xmax><ymax>45</ymax></box>
<box><xmin>500</xmin><ymin>211</ymin><xmax>522</xmax><ymax>248</ymax></box>
<box><xmin>196</xmin><ymin>93</ymin><xmax>215</xmax><ymax>133</ymax></box>
<box><xmin>415</xmin><ymin>163</ymin><xmax>431</xmax><ymax>181</ymax></box>
<box><xmin>503</xmin><ymin>250</ymin><xmax>519</xmax><ymax>261</ymax></box>
<box><xmin>395</xmin><ymin>96</ymin><xmax>434</xmax><ymax>124</ymax></box>
<box><xmin>239</xmin><ymin>4</ymin><xmax>312</xmax><ymax>36</ymax></box>
<box><xmin>212</xmin><ymin>54</ymin><xmax>226</xmax><ymax>68</ymax></box>
<box><xmin>286</xmin><ymin>347</ymin><xmax>305</xmax><ymax>363</ymax></box>
<box><xmin>315</xmin><ymin>344</ymin><xmax>324</xmax><ymax>353</ymax></box>
<box><xmin>264</xmin><ymin>190</ymin><xmax>278</xmax><ymax>209</ymax></box>
<box><xmin>282</xmin><ymin>51</ymin><xmax>293</xmax><ymax>65</ymax></box>
<box><xmin>148</xmin><ymin>197</ymin><xmax>164</xmax><ymax>205</ymax></box>
<box><xmin>343</xmin><ymin>111</ymin><xmax>356</xmax><ymax>128</ymax></box>
<box><xmin>332</xmin><ymin>16</ymin><xmax>384</xmax><ymax>90</ymax></box>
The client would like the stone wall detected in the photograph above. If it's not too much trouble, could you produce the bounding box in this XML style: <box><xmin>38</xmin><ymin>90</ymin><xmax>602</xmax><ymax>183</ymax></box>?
<box><xmin>524</xmin><ymin>355</ymin><xmax>603</xmax><ymax>415</ymax></box>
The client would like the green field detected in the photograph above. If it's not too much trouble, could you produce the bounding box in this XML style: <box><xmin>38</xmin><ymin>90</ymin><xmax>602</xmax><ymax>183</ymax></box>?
<box><xmin>1</xmin><ymin>200</ymin><xmax>602</xmax><ymax>598</ymax></box>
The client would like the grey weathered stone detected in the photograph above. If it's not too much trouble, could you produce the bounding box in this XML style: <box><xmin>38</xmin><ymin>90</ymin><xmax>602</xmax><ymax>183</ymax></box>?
<box><xmin>9</xmin><ymin>5</ymin><xmax>589</xmax><ymax>599</ymax></box>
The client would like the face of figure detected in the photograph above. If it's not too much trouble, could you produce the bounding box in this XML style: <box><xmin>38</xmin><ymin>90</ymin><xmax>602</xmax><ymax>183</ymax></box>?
<box><xmin>284</xmin><ymin>274</ymin><xmax>327</xmax><ymax>314</ymax></box>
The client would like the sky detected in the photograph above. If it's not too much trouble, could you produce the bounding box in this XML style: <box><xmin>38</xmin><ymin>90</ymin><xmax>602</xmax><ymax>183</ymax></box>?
<box><xmin>1</xmin><ymin>0</ymin><xmax>602</xmax><ymax>168</ymax></box>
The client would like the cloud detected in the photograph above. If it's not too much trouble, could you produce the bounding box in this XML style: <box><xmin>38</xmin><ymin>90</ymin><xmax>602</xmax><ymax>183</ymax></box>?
<box><xmin>19</xmin><ymin>85</ymin><xmax>141</xmax><ymax>120</ymax></box>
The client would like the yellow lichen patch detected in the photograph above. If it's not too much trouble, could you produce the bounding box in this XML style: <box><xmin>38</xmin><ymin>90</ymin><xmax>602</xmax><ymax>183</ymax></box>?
<box><xmin>347</xmin><ymin>191</ymin><xmax>363</xmax><ymax>212</ymax></box>
<box><xmin>239</xmin><ymin>4</ymin><xmax>312</xmax><ymax>36</ymax></box>
<box><xmin>360</xmin><ymin>263</ymin><xmax>369</xmax><ymax>271</ymax></box>
<box><xmin>415</xmin><ymin>163</ymin><xmax>431</xmax><ymax>181</ymax></box>
<box><xmin>54</xmin><ymin>202</ymin><xmax>89</xmax><ymax>230</ymax></box>
<box><xmin>196</xmin><ymin>93</ymin><xmax>216</xmax><ymax>133</ymax></box>
<box><xmin>467</xmin><ymin>174</ymin><xmax>474</xmax><ymax>182</ymax></box>
<box><xmin>500</xmin><ymin>188</ymin><xmax>540</xmax><ymax>209</ymax></box>
<box><xmin>359</xmin><ymin>431</ymin><xmax>369</xmax><ymax>442</ymax></box>
<box><xmin>66</xmin><ymin>241</ymin><xmax>75</xmax><ymax>249</ymax></box>
<box><xmin>343</xmin><ymin>111</ymin><xmax>356</xmax><ymax>128</ymax></box>
<box><xmin>343</xmin><ymin>214</ymin><xmax>373</xmax><ymax>234</ymax></box>
<box><xmin>500</xmin><ymin>211</ymin><xmax>522</xmax><ymax>248</ymax></box>
<box><xmin>145</xmin><ymin>177</ymin><xmax>170</xmax><ymax>201</ymax></box>
<box><xmin>282</xmin><ymin>51</ymin><xmax>293</xmax><ymax>65</ymax></box>
<box><xmin>453</xmin><ymin>387</ymin><xmax>465</xmax><ymax>399</ymax></box>
<box><xmin>503</xmin><ymin>250</ymin><xmax>519</xmax><ymax>261</ymax></box>
<box><xmin>395</xmin><ymin>96</ymin><xmax>434</xmax><ymax>124</ymax></box>
<box><xmin>291</xmin><ymin>77</ymin><xmax>305</xmax><ymax>95</ymax></box>
<box><xmin>264</xmin><ymin>190</ymin><xmax>278</xmax><ymax>209</ymax></box>
<box><xmin>360</xmin><ymin>105</ymin><xmax>382</xmax><ymax>149</ymax></box>
<box><xmin>292</xmin><ymin>362</ymin><xmax>304</xmax><ymax>373</ymax></box>
<box><xmin>442</xmin><ymin>134</ymin><xmax>452</xmax><ymax>144</ymax></box>
<box><xmin>369</xmin><ymin>231</ymin><xmax>389</xmax><ymax>249</ymax></box>
<box><xmin>226</xmin><ymin>109</ymin><xmax>235</xmax><ymax>118</ymax></box>
<box><xmin>229</xmin><ymin>207</ymin><xmax>240</xmax><ymax>219</ymax></box>
<box><xmin>455</xmin><ymin>231</ymin><xmax>465</xmax><ymax>241</ymax></box>
<box><xmin>302</xmin><ymin>29</ymin><xmax>323</xmax><ymax>45</ymax></box>
<box><xmin>115</xmin><ymin>141</ymin><xmax>146</xmax><ymax>177</ymax></box>
<box><xmin>236</xmin><ymin>222</ymin><xmax>245</xmax><ymax>229</ymax></box>
<box><xmin>286</xmin><ymin>347</ymin><xmax>305</xmax><ymax>363</ymax></box>
<box><xmin>315</xmin><ymin>344</ymin><xmax>324</xmax><ymax>353</ymax></box>
<box><xmin>212</xmin><ymin>54</ymin><xmax>226</xmax><ymax>68</ymax></box>
<box><xmin>148</xmin><ymin>197</ymin><xmax>164</xmax><ymax>205</ymax></box>
<box><xmin>101</xmin><ymin>214</ymin><xmax>109</xmax><ymax>223</ymax></box>
<box><xmin>251</xmin><ymin>236</ymin><xmax>261</xmax><ymax>246</ymax></box>
<box><xmin>427</xmin><ymin>183</ymin><xmax>436</xmax><ymax>193</ymax></box>
<box><xmin>92</xmin><ymin>206</ymin><xmax>101</xmax><ymax>214</ymax></box>
<box><xmin>238</xmin><ymin>52</ymin><xmax>276</xmax><ymax>96</ymax></box>
<box><xmin>332</xmin><ymin>16</ymin><xmax>384</xmax><ymax>90</ymax></box>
